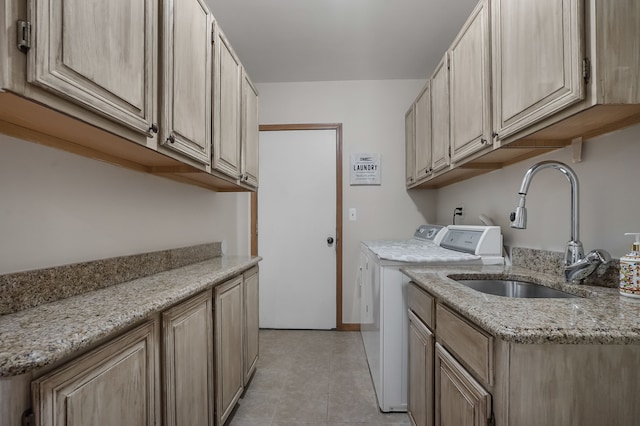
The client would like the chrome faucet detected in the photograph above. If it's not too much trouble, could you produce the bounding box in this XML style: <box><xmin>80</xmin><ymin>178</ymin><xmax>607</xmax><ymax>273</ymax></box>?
<box><xmin>510</xmin><ymin>160</ymin><xmax>610</xmax><ymax>283</ymax></box>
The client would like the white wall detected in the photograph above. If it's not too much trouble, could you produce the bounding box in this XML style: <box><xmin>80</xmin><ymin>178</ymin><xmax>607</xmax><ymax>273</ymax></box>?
<box><xmin>435</xmin><ymin>123</ymin><xmax>640</xmax><ymax>259</ymax></box>
<box><xmin>0</xmin><ymin>134</ymin><xmax>251</xmax><ymax>274</ymax></box>
<box><xmin>256</xmin><ymin>80</ymin><xmax>437</xmax><ymax>325</ymax></box>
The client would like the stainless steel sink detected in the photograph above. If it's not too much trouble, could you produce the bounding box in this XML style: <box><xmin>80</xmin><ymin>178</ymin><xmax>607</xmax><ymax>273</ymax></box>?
<box><xmin>455</xmin><ymin>279</ymin><xmax>579</xmax><ymax>298</ymax></box>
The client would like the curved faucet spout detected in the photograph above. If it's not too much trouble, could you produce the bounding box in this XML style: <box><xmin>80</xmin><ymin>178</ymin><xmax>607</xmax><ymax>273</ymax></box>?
<box><xmin>510</xmin><ymin>161</ymin><xmax>609</xmax><ymax>283</ymax></box>
<box><xmin>516</xmin><ymin>161</ymin><xmax>580</xmax><ymax>245</ymax></box>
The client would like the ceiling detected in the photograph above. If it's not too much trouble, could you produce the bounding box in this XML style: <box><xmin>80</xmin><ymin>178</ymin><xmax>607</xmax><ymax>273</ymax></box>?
<box><xmin>206</xmin><ymin>0</ymin><xmax>480</xmax><ymax>83</ymax></box>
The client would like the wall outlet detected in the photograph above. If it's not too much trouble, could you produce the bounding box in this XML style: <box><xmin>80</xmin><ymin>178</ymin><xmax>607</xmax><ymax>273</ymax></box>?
<box><xmin>349</xmin><ymin>208</ymin><xmax>357</xmax><ymax>221</ymax></box>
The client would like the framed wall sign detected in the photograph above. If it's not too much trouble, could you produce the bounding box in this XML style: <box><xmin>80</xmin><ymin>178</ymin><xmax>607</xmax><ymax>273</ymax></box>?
<box><xmin>350</xmin><ymin>153</ymin><xmax>381</xmax><ymax>185</ymax></box>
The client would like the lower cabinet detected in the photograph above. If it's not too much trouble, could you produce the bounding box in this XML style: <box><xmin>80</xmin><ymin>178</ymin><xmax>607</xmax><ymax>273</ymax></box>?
<box><xmin>21</xmin><ymin>266</ymin><xmax>260</xmax><ymax>426</ymax></box>
<box><xmin>31</xmin><ymin>320</ymin><xmax>159</xmax><ymax>426</ymax></box>
<box><xmin>435</xmin><ymin>344</ymin><xmax>491</xmax><ymax>426</ymax></box>
<box><xmin>408</xmin><ymin>283</ymin><xmax>492</xmax><ymax>426</ymax></box>
<box><xmin>162</xmin><ymin>290</ymin><xmax>214</xmax><ymax>426</ymax></box>
<box><xmin>407</xmin><ymin>282</ymin><xmax>640</xmax><ymax>425</ymax></box>
<box><xmin>243</xmin><ymin>266</ymin><xmax>259</xmax><ymax>385</ymax></box>
<box><xmin>408</xmin><ymin>310</ymin><xmax>434</xmax><ymax>426</ymax></box>
<box><xmin>214</xmin><ymin>276</ymin><xmax>245</xmax><ymax>426</ymax></box>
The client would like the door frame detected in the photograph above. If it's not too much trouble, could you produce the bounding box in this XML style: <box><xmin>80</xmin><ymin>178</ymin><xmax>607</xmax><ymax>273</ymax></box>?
<box><xmin>251</xmin><ymin>123</ymin><xmax>350</xmax><ymax>331</ymax></box>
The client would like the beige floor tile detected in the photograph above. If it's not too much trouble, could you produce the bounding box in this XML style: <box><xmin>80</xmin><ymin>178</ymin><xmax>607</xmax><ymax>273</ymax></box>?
<box><xmin>227</xmin><ymin>330</ymin><xmax>408</xmax><ymax>426</ymax></box>
<box><xmin>329</xmin><ymin>355</ymin><xmax>370</xmax><ymax>374</ymax></box>
<box><xmin>327</xmin><ymin>390</ymin><xmax>381</xmax><ymax>423</ymax></box>
<box><xmin>329</xmin><ymin>370</ymin><xmax>374</xmax><ymax>394</ymax></box>
<box><xmin>258</xmin><ymin>351</ymin><xmax>297</xmax><ymax>371</ymax></box>
<box><xmin>227</xmin><ymin>419</ymin><xmax>269</xmax><ymax>426</ymax></box>
<box><xmin>230</xmin><ymin>388</ymin><xmax>280</xmax><ymax>423</ymax></box>
<box><xmin>283</xmin><ymin>369</ymin><xmax>331</xmax><ymax>395</ymax></box>
<box><xmin>273</xmin><ymin>391</ymin><xmax>329</xmax><ymax>422</ymax></box>
<box><xmin>246</xmin><ymin>367</ymin><xmax>286</xmax><ymax>394</ymax></box>
<box><xmin>272</xmin><ymin>423</ymin><xmax>328</xmax><ymax>426</ymax></box>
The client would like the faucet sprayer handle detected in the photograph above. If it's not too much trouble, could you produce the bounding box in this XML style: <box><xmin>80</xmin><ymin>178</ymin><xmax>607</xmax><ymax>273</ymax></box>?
<box><xmin>509</xmin><ymin>211</ymin><xmax>516</xmax><ymax>222</ymax></box>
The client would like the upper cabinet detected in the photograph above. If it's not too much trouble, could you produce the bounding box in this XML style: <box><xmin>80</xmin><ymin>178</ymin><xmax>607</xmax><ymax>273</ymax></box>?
<box><xmin>414</xmin><ymin>82</ymin><xmax>432</xmax><ymax>182</ymax></box>
<box><xmin>405</xmin><ymin>105</ymin><xmax>416</xmax><ymax>186</ymax></box>
<box><xmin>492</xmin><ymin>0</ymin><xmax>584</xmax><ymax>141</ymax></box>
<box><xmin>450</xmin><ymin>0</ymin><xmax>492</xmax><ymax>162</ymax></box>
<box><xmin>430</xmin><ymin>54</ymin><xmax>450</xmax><ymax>173</ymax></box>
<box><xmin>28</xmin><ymin>0</ymin><xmax>156</xmax><ymax>136</ymax></box>
<box><xmin>212</xmin><ymin>27</ymin><xmax>243</xmax><ymax>179</ymax></box>
<box><xmin>0</xmin><ymin>0</ymin><xmax>259</xmax><ymax>192</ymax></box>
<box><xmin>241</xmin><ymin>71</ymin><xmax>260</xmax><ymax>188</ymax></box>
<box><xmin>160</xmin><ymin>0</ymin><xmax>213</xmax><ymax>166</ymax></box>
<box><xmin>407</xmin><ymin>0</ymin><xmax>640</xmax><ymax>189</ymax></box>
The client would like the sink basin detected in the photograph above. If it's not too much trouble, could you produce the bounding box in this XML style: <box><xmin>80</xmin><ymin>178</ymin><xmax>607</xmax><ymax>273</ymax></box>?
<box><xmin>455</xmin><ymin>279</ymin><xmax>578</xmax><ymax>298</ymax></box>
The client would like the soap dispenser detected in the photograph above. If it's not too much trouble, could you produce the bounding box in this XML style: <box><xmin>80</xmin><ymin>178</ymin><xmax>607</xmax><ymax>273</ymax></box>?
<box><xmin>620</xmin><ymin>233</ymin><xmax>640</xmax><ymax>298</ymax></box>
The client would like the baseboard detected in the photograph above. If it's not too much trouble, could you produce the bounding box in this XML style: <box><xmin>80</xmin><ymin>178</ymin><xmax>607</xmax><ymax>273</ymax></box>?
<box><xmin>339</xmin><ymin>323</ymin><xmax>361</xmax><ymax>332</ymax></box>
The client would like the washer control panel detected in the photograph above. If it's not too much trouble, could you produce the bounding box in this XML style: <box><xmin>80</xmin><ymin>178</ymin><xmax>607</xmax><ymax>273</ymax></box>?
<box><xmin>413</xmin><ymin>225</ymin><xmax>446</xmax><ymax>242</ymax></box>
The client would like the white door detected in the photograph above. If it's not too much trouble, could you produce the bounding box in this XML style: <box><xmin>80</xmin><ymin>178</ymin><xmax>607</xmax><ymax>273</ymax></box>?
<box><xmin>258</xmin><ymin>129</ymin><xmax>337</xmax><ymax>329</ymax></box>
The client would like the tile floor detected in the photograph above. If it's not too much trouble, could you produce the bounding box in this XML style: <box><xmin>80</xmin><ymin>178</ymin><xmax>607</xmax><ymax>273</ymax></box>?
<box><xmin>227</xmin><ymin>329</ymin><xmax>411</xmax><ymax>426</ymax></box>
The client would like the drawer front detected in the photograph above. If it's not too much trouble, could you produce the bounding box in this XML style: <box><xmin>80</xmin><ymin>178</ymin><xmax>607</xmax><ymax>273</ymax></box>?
<box><xmin>408</xmin><ymin>283</ymin><xmax>435</xmax><ymax>330</ymax></box>
<box><xmin>436</xmin><ymin>303</ymin><xmax>493</xmax><ymax>385</ymax></box>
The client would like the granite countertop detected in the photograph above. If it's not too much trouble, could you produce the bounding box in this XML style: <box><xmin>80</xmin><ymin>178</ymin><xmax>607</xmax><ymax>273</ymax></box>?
<box><xmin>402</xmin><ymin>264</ymin><xmax>640</xmax><ymax>345</ymax></box>
<box><xmin>0</xmin><ymin>255</ymin><xmax>260</xmax><ymax>377</ymax></box>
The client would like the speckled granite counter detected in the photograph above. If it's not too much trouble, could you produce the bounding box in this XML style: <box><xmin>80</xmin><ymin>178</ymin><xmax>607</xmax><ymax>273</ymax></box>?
<box><xmin>402</xmin><ymin>264</ymin><xmax>640</xmax><ymax>345</ymax></box>
<box><xmin>0</xmin><ymin>255</ymin><xmax>260</xmax><ymax>377</ymax></box>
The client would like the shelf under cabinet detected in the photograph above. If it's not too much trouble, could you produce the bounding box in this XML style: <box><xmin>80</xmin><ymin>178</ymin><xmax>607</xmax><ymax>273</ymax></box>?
<box><xmin>0</xmin><ymin>92</ymin><xmax>252</xmax><ymax>193</ymax></box>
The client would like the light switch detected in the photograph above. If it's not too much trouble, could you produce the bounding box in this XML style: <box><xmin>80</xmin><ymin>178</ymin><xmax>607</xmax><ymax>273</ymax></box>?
<box><xmin>349</xmin><ymin>208</ymin><xmax>357</xmax><ymax>221</ymax></box>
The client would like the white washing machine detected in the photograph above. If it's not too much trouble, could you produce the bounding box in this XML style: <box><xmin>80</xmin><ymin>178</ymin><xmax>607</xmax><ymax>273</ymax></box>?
<box><xmin>359</xmin><ymin>224</ymin><xmax>503</xmax><ymax>412</ymax></box>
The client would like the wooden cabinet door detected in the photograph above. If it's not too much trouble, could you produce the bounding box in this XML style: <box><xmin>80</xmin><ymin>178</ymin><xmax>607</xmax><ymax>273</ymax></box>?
<box><xmin>408</xmin><ymin>310</ymin><xmax>434</xmax><ymax>426</ymax></box>
<box><xmin>435</xmin><ymin>344</ymin><xmax>491</xmax><ymax>426</ymax></box>
<box><xmin>160</xmin><ymin>0</ymin><xmax>212</xmax><ymax>164</ymax></box>
<box><xmin>214</xmin><ymin>276</ymin><xmax>244</xmax><ymax>426</ymax></box>
<box><xmin>29</xmin><ymin>0</ymin><xmax>156</xmax><ymax>135</ymax></box>
<box><xmin>213</xmin><ymin>27</ymin><xmax>242</xmax><ymax>179</ymax></box>
<box><xmin>162</xmin><ymin>291</ymin><xmax>214</xmax><ymax>426</ymax></box>
<box><xmin>243</xmin><ymin>267</ymin><xmax>259</xmax><ymax>385</ymax></box>
<box><xmin>492</xmin><ymin>0</ymin><xmax>584</xmax><ymax>140</ymax></box>
<box><xmin>241</xmin><ymin>71</ymin><xmax>259</xmax><ymax>188</ymax></box>
<box><xmin>405</xmin><ymin>105</ymin><xmax>416</xmax><ymax>187</ymax></box>
<box><xmin>450</xmin><ymin>0</ymin><xmax>491</xmax><ymax>162</ymax></box>
<box><xmin>414</xmin><ymin>81</ymin><xmax>432</xmax><ymax>181</ymax></box>
<box><xmin>430</xmin><ymin>55</ymin><xmax>450</xmax><ymax>173</ymax></box>
<box><xmin>32</xmin><ymin>321</ymin><xmax>158</xmax><ymax>426</ymax></box>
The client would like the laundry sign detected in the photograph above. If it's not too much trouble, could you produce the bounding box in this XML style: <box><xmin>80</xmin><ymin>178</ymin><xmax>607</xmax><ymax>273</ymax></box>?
<box><xmin>350</xmin><ymin>153</ymin><xmax>381</xmax><ymax>185</ymax></box>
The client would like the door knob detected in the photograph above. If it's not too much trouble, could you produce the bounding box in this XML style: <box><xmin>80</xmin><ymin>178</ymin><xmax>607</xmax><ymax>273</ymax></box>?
<box><xmin>327</xmin><ymin>237</ymin><xmax>334</xmax><ymax>245</ymax></box>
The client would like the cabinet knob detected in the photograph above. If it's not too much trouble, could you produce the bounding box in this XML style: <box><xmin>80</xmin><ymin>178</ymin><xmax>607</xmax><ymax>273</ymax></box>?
<box><xmin>481</xmin><ymin>138</ymin><xmax>488</xmax><ymax>145</ymax></box>
<box><xmin>149</xmin><ymin>123</ymin><xmax>158</xmax><ymax>134</ymax></box>
<box><xmin>492</xmin><ymin>131</ymin><xmax>499</xmax><ymax>139</ymax></box>
<box><xmin>327</xmin><ymin>237</ymin><xmax>334</xmax><ymax>245</ymax></box>
<box><xmin>167</xmin><ymin>134</ymin><xmax>175</xmax><ymax>144</ymax></box>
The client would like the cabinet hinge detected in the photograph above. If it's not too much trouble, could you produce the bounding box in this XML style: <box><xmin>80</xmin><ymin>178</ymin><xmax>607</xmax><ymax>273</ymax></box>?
<box><xmin>17</xmin><ymin>20</ymin><xmax>32</xmax><ymax>53</ymax></box>
<box><xmin>22</xmin><ymin>409</ymin><xmax>35</xmax><ymax>426</ymax></box>
<box><xmin>582</xmin><ymin>57</ymin><xmax>591</xmax><ymax>84</ymax></box>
